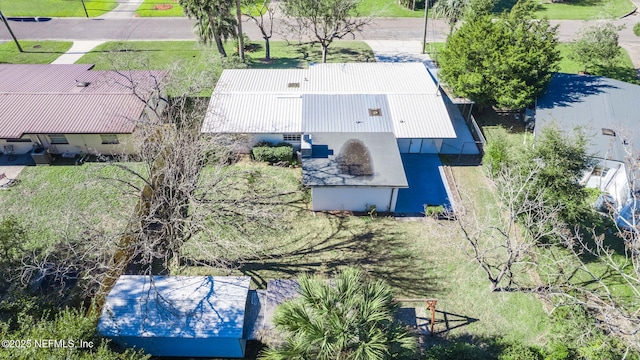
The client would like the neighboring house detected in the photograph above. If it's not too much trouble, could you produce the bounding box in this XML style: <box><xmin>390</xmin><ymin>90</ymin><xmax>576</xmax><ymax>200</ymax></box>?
<box><xmin>534</xmin><ymin>73</ymin><xmax>640</xmax><ymax>228</ymax></box>
<box><xmin>98</xmin><ymin>276</ymin><xmax>251</xmax><ymax>358</ymax></box>
<box><xmin>0</xmin><ymin>64</ymin><xmax>166</xmax><ymax>159</ymax></box>
<box><xmin>202</xmin><ymin>63</ymin><xmax>480</xmax><ymax>213</ymax></box>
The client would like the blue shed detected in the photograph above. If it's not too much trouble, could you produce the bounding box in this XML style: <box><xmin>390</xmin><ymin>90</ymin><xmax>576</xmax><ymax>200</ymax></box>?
<box><xmin>98</xmin><ymin>275</ymin><xmax>251</xmax><ymax>358</ymax></box>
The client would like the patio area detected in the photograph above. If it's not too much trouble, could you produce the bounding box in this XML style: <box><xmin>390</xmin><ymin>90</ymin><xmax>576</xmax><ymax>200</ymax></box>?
<box><xmin>395</xmin><ymin>154</ymin><xmax>452</xmax><ymax>215</ymax></box>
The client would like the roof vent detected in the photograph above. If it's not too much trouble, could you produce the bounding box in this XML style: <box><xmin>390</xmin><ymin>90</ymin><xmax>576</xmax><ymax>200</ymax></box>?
<box><xmin>75</xmin><ymin>80</ymin><xmax>90</xmax><ymax>87</ymax></box>
<box><xmin>287</xmin><ymin>82</ymin><xmax>300</xmax><ymax>88</ymax></box>
<box><xmin>368</xmin><ymin>108</ymin><xmax>382</xmax><ymax>116</ymax></box>
<box><xmin>602</xmin><ymin>128</ymin><xmax>616</xmax><ymax>137</ymax></box>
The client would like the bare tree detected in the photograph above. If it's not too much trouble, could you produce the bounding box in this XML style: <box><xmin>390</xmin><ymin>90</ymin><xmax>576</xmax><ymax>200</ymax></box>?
<box><xmin>17</xmin><ymin>55</ymin><xmax>302</xmax><ymax>312</ymax></box>
<box><xmin>279</xmin><ymin>0</ymin><xmax>372</xmax><ymax>63</ymax></box>
<box><xmin>242</xmin><ymin>0</ymin><xmax>276</xmax><ymax>60</ymax></box>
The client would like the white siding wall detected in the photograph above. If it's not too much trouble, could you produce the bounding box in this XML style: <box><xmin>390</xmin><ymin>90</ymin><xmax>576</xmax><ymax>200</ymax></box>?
<box><xmin>251</xmin><ymin>134</ymin><xmax>301</xmax><ymax>151</ymax></box>
<box><xmin>48</xmin><ymin>134</ymin><xmax>136</xmax><ymax>155</ymax></box>
<box><xmin>312</xmin><ymin>187</ymin><xmax>395</xmax><ymax>212</ymax></box>
<box><xmin>0</xmin><ymin>135</ymin><xmax>37</xmax><ymax>154</ymax></box>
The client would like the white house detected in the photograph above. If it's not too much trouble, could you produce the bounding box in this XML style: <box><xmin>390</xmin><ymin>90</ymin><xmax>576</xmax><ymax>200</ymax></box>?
<box><xmin>202</xmin><ymin>63</ymin><xmax>479</xmax><ymax>213</ymax></box>
<box><xmin>0</xmin><ymin>64</ymin><xmax>166</xmax><ymax>160</ymax></box>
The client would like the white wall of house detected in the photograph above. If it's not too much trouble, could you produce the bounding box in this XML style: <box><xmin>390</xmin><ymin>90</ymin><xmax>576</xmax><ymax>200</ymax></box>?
<box><xmin>397</xmin><ymin>138</ymin><xmax>442</xmax><ymax>154</ymax></box>
<box><xmin>251</xmin><ymin>133</ymin><xmax>301</xmax><ymax>151</ymax></box>
<box><xmin>311</xmin><ymin>187</ymin><xmax>396</xmax><ymax>212</ymax></box>
<box><xmin>583</xmin><ymin>160</ymin><xmax>630</xmax><ymax>209</ymax></box>
<box><xmin>0</xmin><ymin>135</ymin><xmax>37</xmax><ymax>154</ymax></box>
<box><xmin>48</xmin><ymin>134</ymin><xmax>136</xmax><ymax>156</ymax></box>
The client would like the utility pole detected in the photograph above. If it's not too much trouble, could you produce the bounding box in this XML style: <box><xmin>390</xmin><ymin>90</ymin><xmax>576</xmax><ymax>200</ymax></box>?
<box><xmin>80</xmin><ymin>0</ymin><xmax>89</xmax><ymax>17</ymax></box>
<box><xmin>421</xmin><ymin>0</ymin><xmax>430</xmax><ymax>54</ymax></box>
<box><xmin>235</xmin><ymin>0</ymin><xmax>245</xmax><ymax>61</ymax></box>
<box><xmin>0</xmin><ymin>10</ymin><xmax>23</xmax><ymax>53</ymax></box>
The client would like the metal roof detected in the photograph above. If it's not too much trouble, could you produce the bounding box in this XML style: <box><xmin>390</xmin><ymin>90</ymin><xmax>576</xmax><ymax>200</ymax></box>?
<box><xmin>535</xmin><ymin>73</ymin><xmax>640</xmax><ymax>163</ymax></box>
<box><xmin>202</xmin><ymin>63</ymin><xmax>455</xmax><ymax>139</ymax></box>
<box><xmin>203</xmin><ymin>93</ymin><xmax>302</xmax><ymax>133</ymax></box>
<box><xmin>214</xmin><ymin>68</ymin><xmax>309</xmax><ymax>94</ymax></box>
<box><xmin>307</xmin><ymin>63</ymin><xmax>438</xmax><ymax>94</ymax></box>
<box><xmin>302</xmin><ymin>132</ymin><xmax>408</xmax><ymax>187</ymax></box>
<box><xmin>388</xmin><ymin>94</ymin><xmax>456</xmax><ymax>138</ymax></box>
<box><xmin>0</xmin><ymin>65</ymin><xmax>166</xmax><ymax>138</ymax></box>
<box><xmin>302</xmin><ymin>94</ymin><xmax>394</xmax><ymax>133</ymax></box>
<box><xmin>98</xmin><ymin>276</ymin><xmax>251</xmax><ymax>339</ymax></box>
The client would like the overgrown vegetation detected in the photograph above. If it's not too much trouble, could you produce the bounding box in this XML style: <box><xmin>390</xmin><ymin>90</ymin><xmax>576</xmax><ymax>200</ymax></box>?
<box><xmin>252</xmin><ymin>142</ymin><xmax>294</xmax><ymax>164</ymax></box>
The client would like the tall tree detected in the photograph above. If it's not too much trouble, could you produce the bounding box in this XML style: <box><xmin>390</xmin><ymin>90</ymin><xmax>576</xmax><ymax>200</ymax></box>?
<box><xmin>242</xmin><ymin>0</ymin><xmax>276</xmax><ymax>60</ymax></box>
<box><xmin>179</xmin><ymin>0</ymin><xmax>237</xmax><ymax>57</ymax></box>
<box><xmin>439</xmin><ymin>0</ymin><xmax>560</xmax><ymax>109</ymax></box>
<box><xmin>433</xmin><ymin>0</ymin><xmax>469</xmax><ymax>35</ymax></box>
<box><xmin>261</xmin><ymin>268</ymin><xmax>417</xmax><ymax>360</ymax></box>
<box><xmin>280</xmin><ymin>0</ymin><xmax>372</xmax><ymax>63</ymax></box>
<box><xmin>569</xmin><ymin>22</ymin><xmax>622</xmax><ymax>73</ymax></box>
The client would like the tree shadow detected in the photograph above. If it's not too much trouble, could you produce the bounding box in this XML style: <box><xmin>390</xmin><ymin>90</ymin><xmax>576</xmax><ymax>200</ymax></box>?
<box><xmin>189</xmin><ymin>213</ymin><xmax>443</xmax><ymax>297</ymax></box>
<box><xmin>537</xmin><ymin>72</ymin><xmax>617</xmax><ymax>109</ymax></box>
<box><xmin>593</xmin><ymin>65</ymin><xmax>640</xmax><ymax>85</ymax></box>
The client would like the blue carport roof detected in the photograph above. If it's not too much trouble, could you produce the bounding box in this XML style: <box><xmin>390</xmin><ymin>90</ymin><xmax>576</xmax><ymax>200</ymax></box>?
<box><xmin>395</xmin><ymin>154</ymin><xmax>451</xmax><ymax>214</ymax></box>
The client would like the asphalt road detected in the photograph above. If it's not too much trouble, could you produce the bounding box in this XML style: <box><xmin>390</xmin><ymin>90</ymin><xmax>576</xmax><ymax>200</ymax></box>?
<box><xmin>0</xmin><ymin>15</ymin><xmax>638</xmax><ymax>43</ymax></box>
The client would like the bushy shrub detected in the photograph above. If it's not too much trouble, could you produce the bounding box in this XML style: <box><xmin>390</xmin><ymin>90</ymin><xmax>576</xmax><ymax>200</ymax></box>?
<box><xmin>498</xmin><ymin>343</ymin><xmax>543</xmax><ymax>360</ymax></box>
<box><xmin>252</xmin><ymin>146</ymin><xmax>293</xmax><ymax>164</ymax></box>
<box><xmin>634</xmin><ymin>22</ymin><xmax>640</xmax><ymax>37</ymax></box>
<box><xmin>483</xmin><ymin>135</ymin><xmax>509</xmax><ymax>177</ymax></box>
<box><xmin>423</xmin><ymin>342</ymin><xmax>485</xmax><ymax>360</ymax></box>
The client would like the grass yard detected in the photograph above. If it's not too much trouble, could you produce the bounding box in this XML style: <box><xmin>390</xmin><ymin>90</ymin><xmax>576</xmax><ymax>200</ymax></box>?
<box><xmin>557</xmin><ymin>43</ymin><xmax>639</xmax><ymax>84</ymax></box>
<box><xmin>0</xmin><ymin>41</ymin><xmax>72</xmax><ymax>64</ymax></box>
<box><xmin>0</xmin><ymin>163</ymin><xmax>142</xmax><ymax>249</ymax></box>
<box><xmin>533</xmin><ymin>0</ymin><xmax>635</xmax><ymax>20</ymax></box>
<box><xmin>357</xmin><ymin>0</ymin><xmax>426</xmax><ymax>17</ymax></box>
<box><xmin>135</xmin><ymin>0</ymin><xmax>184</xmax><ymax>17</ymax></box>
<box><xmin>179</xmin><ymin>160</ymin><xmax>551</xmax><ymax>352</ymax></box>
<box><xmin>0</xmin><ymin>0</ymin><xmax>117</xmax><ymax>17</ymax></box>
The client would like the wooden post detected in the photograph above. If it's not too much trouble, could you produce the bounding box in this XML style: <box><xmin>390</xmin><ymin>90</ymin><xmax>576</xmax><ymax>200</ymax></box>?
<box><xmin>426</xmin><ymin>299</ymin><xmax>437</xmax><ymax>336</ymax></box>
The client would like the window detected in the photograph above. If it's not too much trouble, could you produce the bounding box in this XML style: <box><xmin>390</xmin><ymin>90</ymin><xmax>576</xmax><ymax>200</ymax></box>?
<box><xmin>5</xmin><ymin>137</ymin><xmax>32</xmax><ymax>143</ymax></box>
<box><xmin>48</xmin><ymin>134</ymin><xmax>68</xmax><ymax>144</ymax></box>
<box><xmin>602</xmin><ymin>128</ymin><xmax>616</xmax><ymax>137</ymax></box>
<box><xmin>100</xmin><ymin>134</ymin><xmax>119</xmax><ymax>145</ymax></box>
<box><xmin>283</xmin><ymin>134</ymin><xmax>301</xmax><ymax>142</ymax></box>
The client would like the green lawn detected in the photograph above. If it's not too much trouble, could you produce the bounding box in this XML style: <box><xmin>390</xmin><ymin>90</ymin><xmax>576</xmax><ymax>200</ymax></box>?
<box><xmin>135</xmin><ymin>0</ymin><xmax>184</xmax><ymax>17</ymax></box>
<box><xmin>0</xmin><ymin>0</ymin><xmax>117</xmax><ymax>17</ymax></box>
<box><xmin>0</xmin><ymin>163</ymin><xmax>141</xmax><ymax>249</ymax></box>
<box><xmin>0</xmin><ymin>41</ymin><xmax>73</xmax><ymax>64</ymax></box>
<box><xmin>179</xmin><ymin>160</ymin><xmax>551</xmax><ymax>351</ymax></box>
<box><xmin>557</xmin><ymin>43</ymin><xmax>639</xmax><ymax>84</ymax></box>
<box><xmin>357</xmin><ymin>0</ymin><xmax>426</xmax><ymax>17</ymax></box>
<box><xmin>533</xmin><ymin>0</ymin><xmax>635</xmax><ymax>20</ymax></box>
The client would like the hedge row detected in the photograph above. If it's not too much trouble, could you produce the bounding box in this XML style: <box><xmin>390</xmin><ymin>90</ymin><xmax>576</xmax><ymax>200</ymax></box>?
<box><xmin>252</xmin><ymin>143</ymin><xmax>293</xmax><ymax>163</ymax></box>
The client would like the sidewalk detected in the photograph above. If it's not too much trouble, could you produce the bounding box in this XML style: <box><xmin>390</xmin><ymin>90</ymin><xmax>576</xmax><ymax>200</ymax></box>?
<box><xmin>51</xmin><ymin>41</ymin><xmax>104</xmax><ymax>64</ymax></box>
<box><xmin>99</xmin><ymin>0</ymin><xmax>144</xmax><ymax>19</ymax></box>
<box><xmin>364</xmin><ymin>40</ymin><xmax>436</xmax><ymax>67</ymax></box>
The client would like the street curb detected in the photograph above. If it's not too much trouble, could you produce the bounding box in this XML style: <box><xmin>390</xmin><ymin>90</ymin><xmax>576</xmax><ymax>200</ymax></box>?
<box><xmin>620</xmin><ymin>7</ymin><xmax>637</xmax><ymax>19</ymax></box>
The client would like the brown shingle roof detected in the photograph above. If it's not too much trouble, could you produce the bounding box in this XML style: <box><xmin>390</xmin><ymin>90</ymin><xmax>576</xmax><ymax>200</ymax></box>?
<box><xmin>0</xmin><ymin>64</ymin><xmax>166</xmax><ymax>138</ymax></box>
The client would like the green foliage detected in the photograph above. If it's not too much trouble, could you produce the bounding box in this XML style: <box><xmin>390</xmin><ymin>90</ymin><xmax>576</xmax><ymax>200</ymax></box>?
<box><xmin>252</xmin><ymin>144</ymin><xmax>294</xmax><ymax>164</ymax></box>
<box><xmin>423</xmin><ymin>342</ymin><xmax>486</xmax><ymax>359</ymax></box>
<box><xmin>439</xmin><ymin>0</ymin><xmax>559</xmax><ymax>109</ymax></box>
<box><xmin>0</xmin><ymin>216</ymin><xmax>27</xmax><ymax>273</ymax></box>
<box><xmin>548</xmin><ymin>306</ymin><xmax>633</xmax><ymax>360</ymax></box>
<box><xmin>569</xmin><ymin>23</ymin><xmax>622</xmax><ymax>73</ymax></box>
<box><xmin>523</xmin><ymin>125</ymin><xmax>592</xmax><ymax>224</ymax></box>
<box><xmin>261</xmin><ymin>267</ymin><xmax>417</xmax><ymax>360</ymax></box>
<box><xmin>0</xmin><ymin>299</ymin><xmax>148</xmax><ymax>360</ymax></box>
<box><xmin>433</xmin><ymin>0</ymin><xmax>469</xmax><ymax>34</ymax></box>
<box><xmin>634</xmin><ymin>23</ymin><xmax>640</xmax><ymax>37</ymax></box>
<box><xmin>483</xmin><ymin>133</ymin><xmax>510</xmax><ymax>177</ymax></box>
<box><xmin>498</xmin><ymin>343</ymin><xmax>543</xmax><ymax>360</ymax></box>
<box><xmin>178</xmin><ymin>0</ymin><xmax>237</xmax><ymax>56</ymax></box>
<box><xmin>424</xmin><ymin>205</ymin><xmax>445</xmax><ymax>217</ymax></box>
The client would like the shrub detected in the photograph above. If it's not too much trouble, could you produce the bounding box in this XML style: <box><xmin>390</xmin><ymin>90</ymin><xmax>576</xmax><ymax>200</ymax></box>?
<box><xmin>498</xmin><ymin>343</ymin><xmax>543</xmax><ymax>360</ymax></box>
<box><xmin>252</xmin><ymin>146</ymin><xmax>293</xmax><ymax>163</ymax></box>
<box><xmin>483</xmin><ymin>135</ymin><xmax>509</xmax><ymax>177</ymax></box>
<box><xmin>424</xmin><ymin>205</ymin><xmax>445</xmax><ymax>217</ymax></box>
<box><xmin>423</xmin><ymin>342</ymin><xmax>485</xmax><ymax>360</ymax></box>
<box><xmin>634</xmin><ymin>22</ymin><xmax>640</xmax><ymax>37</ymax></box>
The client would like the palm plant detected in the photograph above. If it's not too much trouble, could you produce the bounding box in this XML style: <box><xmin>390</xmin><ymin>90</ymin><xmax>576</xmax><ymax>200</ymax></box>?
<box><xmin>433</xmin><ymin>0</ymin><xmax>469</xmax><ymax>35</ymax></box>
<box><xmin>179</xmin><ymin>0</ymin><xmax>237</xmax><ymax>57</ymax></box>
<box><xmin>261</xmin><ymin>268</ymin><xmax>417</xmax><ymax>360</ymax></box>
